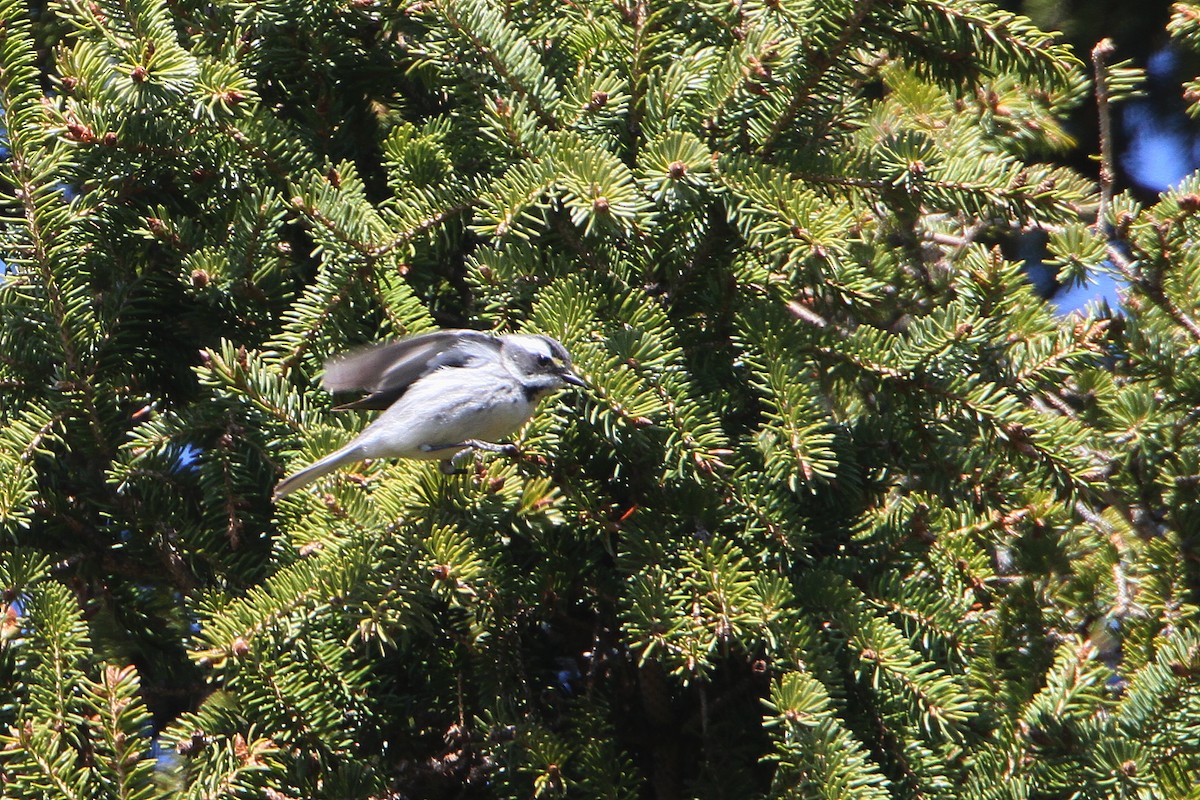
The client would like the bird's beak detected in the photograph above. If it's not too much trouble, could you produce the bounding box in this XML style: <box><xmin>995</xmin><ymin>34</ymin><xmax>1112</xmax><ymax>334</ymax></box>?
<box><xmin>562</xmin><ymin>371</ymin><xmax>587</xmax><ymax>387</ymax></box>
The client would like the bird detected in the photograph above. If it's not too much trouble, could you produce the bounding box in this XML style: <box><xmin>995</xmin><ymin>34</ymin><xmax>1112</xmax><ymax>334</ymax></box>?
<box><xmin>273</xmin><ymin>330</ymin><xmax>585</xmax><ymax>499</ymax></box>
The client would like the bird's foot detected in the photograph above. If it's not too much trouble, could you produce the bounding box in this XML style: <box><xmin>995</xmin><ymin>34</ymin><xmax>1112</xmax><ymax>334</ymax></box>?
<box><xmin>438</xmin><ymin>458</ymin><xmax>467</xmax><ymax>475</ymax></box>
<box><xmin>460</xmin><ymin>439</ymin><xmax>520</xmax><ymax>458</ymax></box>
<box><xmin>429</xmin><ymin>441</ymin><xmax>519</xmax><ymax>475</ymax></box>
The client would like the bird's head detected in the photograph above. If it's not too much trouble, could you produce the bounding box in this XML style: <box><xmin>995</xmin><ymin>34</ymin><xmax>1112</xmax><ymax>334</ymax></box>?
<box><xmin>502</xmin><ymin>334</ymin><xmax>586</xmax><ymax>397</ymax></box>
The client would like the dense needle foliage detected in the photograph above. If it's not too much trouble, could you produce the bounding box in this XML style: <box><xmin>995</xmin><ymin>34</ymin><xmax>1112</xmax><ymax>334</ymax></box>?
<box><xmin>2</xmin><ymin>0</ymin><xmax>1199</xmax><ymax>797</ymax></box>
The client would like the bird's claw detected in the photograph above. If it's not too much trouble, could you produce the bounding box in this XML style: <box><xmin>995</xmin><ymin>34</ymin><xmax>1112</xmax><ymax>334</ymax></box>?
<box><xmin>430</xmin><ymin>440</ymin><xmax>519</xmax><ymax>475</ymax></box>
<box><xmin>438</xmin><ymin>459</ymin><xmax>467</xmax><ymax>475</ymax></box>
<box><xmin>459</xmin><ymin>439</ymin><xmax>519</xmax><ymax>457</ymax></box>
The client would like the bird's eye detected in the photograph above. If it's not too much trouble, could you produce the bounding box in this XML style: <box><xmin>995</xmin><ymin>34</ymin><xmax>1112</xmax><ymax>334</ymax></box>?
<box><xmin>536</xmin><ymin>354</ymin><xmax>553</xmax><ymax>366</ymax></box>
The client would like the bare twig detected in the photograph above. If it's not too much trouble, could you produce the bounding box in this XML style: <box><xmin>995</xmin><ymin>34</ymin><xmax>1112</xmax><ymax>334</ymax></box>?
<box><xmin>1092</xmin><ymin>39</ymin><xmax>1117</xmax><ymax>232</ymax></box>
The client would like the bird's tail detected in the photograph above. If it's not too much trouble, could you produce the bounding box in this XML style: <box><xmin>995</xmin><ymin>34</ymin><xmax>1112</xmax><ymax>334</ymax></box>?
<box><xmin>273</xmin><ymin>444</ymin><xmax>363</xmax><ymax>500</ymax></box>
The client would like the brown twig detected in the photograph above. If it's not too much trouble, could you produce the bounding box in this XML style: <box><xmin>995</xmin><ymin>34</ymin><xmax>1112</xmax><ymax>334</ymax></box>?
<box><xmin>1092</xmin><ymin>39</ymin><xmax>1117</xmax><ymax>232</ymax></box>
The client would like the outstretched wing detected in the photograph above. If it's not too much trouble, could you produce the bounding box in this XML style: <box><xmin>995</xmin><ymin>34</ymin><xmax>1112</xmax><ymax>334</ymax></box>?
<box><xmin>322</xmin><ymin>330</ymin><xmax>503</xmax><ymax>410</ymax></box>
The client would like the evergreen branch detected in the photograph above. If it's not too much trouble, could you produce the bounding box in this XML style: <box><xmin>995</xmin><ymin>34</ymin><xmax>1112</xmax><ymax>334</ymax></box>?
<box><xmin>763</xmin><ymin>671</ymin><xmax>892</xmax><ymax>799</ymax></box>
<box><xmin>192</xmin><ymin>534</ymin><xmax>385</xmax><ymax>664</ymax></box>
<box><xmin>0</xmin><ymin>403</ymin><xmax>63</xmax><ymax>530</ymax></box>
<box><xmin>59</xmin><ymin>0</ymin><xmax>131</xmax><ymax>51</ymax></box>
<box><xmin>548</xmin><ymin>208</ymin><xmax>618</xmax><ymax>277</ymax></box>
<box><xmin>717</xmin><ymin>472</ymin><xmax>789</xmax><ymax>546</ymax></box>
<box><xmin>857</xmin><ymin>621</ymin><xmax>975</xmax><ymax>739</ymax></box>
<box><xmin>368</xmin><ymin>201</ymin><xmax>475</xmax><ymax>258</ymax></box>
<box><xmin>214</xmin><ymin>421</ymin><xmax>247</xmax><ymax>550</ymax></box>
<box><xmin>200</xmin><ymin>344</ymin><xmax>301</xmax><ymax>428</ymax></box>
<box><xmin>0</xmin><ymin>56</ymin><xmax>109</xmax><ymax>462</ymax></box>
<box><xmin>1009</xmin><ymin>323</ymin><xmax>1106</xmax><ymax>386</ymax></box>
<box><xmin>245</xmin><ymin>660</ymin><xmax>321</xmax><ymax>745</ymax></box>
<box><xmin>273</xmin><ymin>262</ymin><xmax>374</xmax><ymax>373</ymax></box>
<box><xmin>86</xmin><ymin>664</ymin><xmax>157</xmax><ymax>800</ymax></box>
<box><xmin>15</xmin><ymin>580</ymin><xmax>91</xmax><ymax>756</ymax></box>
<box><xmin>870</xmin><ymin>580</ymin><xmax>974</xmax><ymax>663</ymax></box>
<box><xmin>363</xmin><ymin>267</ymin><xmax>438</xmax><ymax>344</ymax></box>
<box><xmin>757</xmin><ymin>0</ymin><xmax>878</xmax><ymax>155</ymax></box>
<box><xmin>221</xmin><ymin>122</ymin><xmax>297</xmax><ymax>183</ymax></box>
<box><xmin>231</xmin><ymin>190</ymin><xmax>286</xmax><ymax>284</ymax></box>
<box><xmin>183</xmin><ymin>733</ymin><xmax>284</xmax><ymax>800</ymax></box>
<box><xmin>822</xmin><ymin>332</ymin><xmax>1096</xmax><ymax>492</ymax></box>
<box><xmin>697</xmin><ymin>29</ymin><xmax>792</xmax><ymax>146</ymax></box>
<box><xmin>291</xmin><ymin>166</ymin><xmax>472</xmax><ymax>265</ymax></box>
<box><xmin>57</xmin><ymin>0</ymin><xmax>199</xmax><ymax>108</ymax></box>
<box><xmin>738</xmin><ymin>312</ymin><xmax>839</xmax><ymax>490</ymax></box>
<box><xmin>6</xmin><ymin>722</ymin><xmax>92</xmax><ymax>800</ymax></box>
<box><xmin>1106</xmin><ymin>243</ymin><xmax>1200</xmax><ymax>341</ymax></box>
<box><xmin>289</xmin><ymin>197</ymin><xmax>379</xmax><ymax>260</ymax></box>
<box><xmin>893</xmin><ymin>1</ymin><xmax>1076</xmax><ymax>85</ymax></box>
<box><xmin>434</xmin><ymin>0</ymin><xmax>561</xmax><ymax>130</ymax></box>
<box><xmin>624</xmin><ymin>0</ymin><xmax>650</xmax><ymax>164</ymax></box>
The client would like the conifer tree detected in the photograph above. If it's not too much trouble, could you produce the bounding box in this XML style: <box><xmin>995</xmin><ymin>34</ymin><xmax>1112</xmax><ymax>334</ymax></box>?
<box><xmin>2</xmin><ymin>0</ymin><xmax>1199</xmax><ymax>797</ymax></box>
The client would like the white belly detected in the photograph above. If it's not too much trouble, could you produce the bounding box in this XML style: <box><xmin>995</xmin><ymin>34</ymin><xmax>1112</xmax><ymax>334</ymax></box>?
<box><xmin>354</xmin><ymin>370</ymin><xmax>537</xmax><ymax>460</ymax></box>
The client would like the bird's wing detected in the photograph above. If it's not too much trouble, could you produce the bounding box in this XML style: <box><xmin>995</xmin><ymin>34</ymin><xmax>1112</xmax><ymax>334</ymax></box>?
<box><xmin>322</xmin><ymin>330</ymin><xmax>503</xmax><ymax>410</ymax></box>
